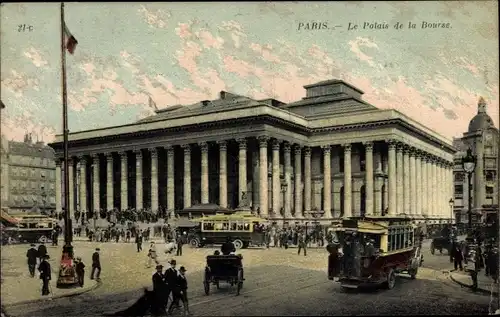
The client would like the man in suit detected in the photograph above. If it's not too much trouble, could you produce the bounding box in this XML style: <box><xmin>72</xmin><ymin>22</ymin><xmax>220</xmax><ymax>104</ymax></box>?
<box><xmin>297</xmin><ymin>232</ymin><xmax>307</xmax><ymax>256</ymax></box>
<box><xmin>37</xmin><ymin>243</ymin><xmax>47</xmax><ymax>262</ymax></box>
<box><xmin>221</xmin><ymin>237</ymin><xmax>236</xmax><ymax>255</ymax></box>
<box><xmin>151</xmin><ymin>264</ymin><xmax>166</xmax><ymax>316</ymax></box>
<box><xmin>164</xmin><ymin>259</ymin><xmax>180</xmax><ymax>311</ymax></box>
<box><xmin>26</xmin><ymin>244</ymin><xmax>38</xmax><ymax>277</ymax></box>
<box><xmin>136</xmin><ymin>231</ymin><xmax>143</xmax><ymax>252</ymax></box>
<box><xmin>176</xmin><ymin>232</ymin><xmax>186</xmax><ymax>256</ymax></box>
<box><xmin>168</xmin><ymin>266</ymin><xmax>190</xmax><ymax>315</ymax></box>
<box><xmin>91</xmin><ymin>248</ymin><xmax>101</xmax><ymax>281</ymax></box>
<box><xmin>75</xmin><ymin>257</ymin><xmax>86</xmax><ymax>287</ymax></box>
<box><xmin>38</xmin><ymin>254</ymin><xmax>51</xmax><ymax>295</ymax></box>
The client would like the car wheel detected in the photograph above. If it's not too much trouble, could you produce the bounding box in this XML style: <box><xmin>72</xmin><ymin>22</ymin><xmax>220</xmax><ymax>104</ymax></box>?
<box><xmin>233</xmin><ymin>239</ymin><xmax>243</xmax><ymax>250</ymax></box>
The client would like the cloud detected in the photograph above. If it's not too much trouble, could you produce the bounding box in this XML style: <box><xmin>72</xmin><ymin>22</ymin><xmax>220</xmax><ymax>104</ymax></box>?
<box><xmin>137</xmin><ymin>5</ymin><xmax>170</xmax><ymax>29</ymax></box>
<box><xmin>0</xmin><ymin>70</ymin><xmax>40</xmax><ymax>97</ymax></box>
<box><xmin>23</xmin><ymin>47</ymin><xmax>48</xmax><ymax>68</ymax></box>
<box><xmin>348</xmin><ymin>37</ymin><xmax>380</xmax><ymax>67</ymax></box>
<box><xmin>1</xmin><ymin>110</ymin><xmax>57</xmax><ymax>143</ymax></box>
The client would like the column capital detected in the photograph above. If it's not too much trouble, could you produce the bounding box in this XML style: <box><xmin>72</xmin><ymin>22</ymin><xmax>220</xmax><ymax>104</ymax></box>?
<box><xmin>199</xmin><ymin>141</ymin><xmax>209</xmax><ymax>153</ymax></box>
<box><xmin>293</xmin><ymin>144</ymin><xmax>302</xmax><ymax>155</ymax></box>
<box><xmin>414</xmin><ymin>149</ymin><xmax>423</xmax><ymax>159</ymax></box>
<box><xmin>321</xmin><ymin>145</ymin><xmax>331</xmax><ymax>154</ymax></box>
<box><xmin>363</xmin><ymin>141</ymin><xmax>374</xmax><ymax>151</ymax></box>
<box><xmin>342</xmin><ymin>143</ymin><xmax>352</xmax><ymax>152</ymax></box>
<box><xmin>166</xmin><ymin>146</ymin><xmax>175</xmax><ymax>157</ymax></box>
<box><xmin>387</xmin><ymin>139</ymin><xmax>398</xmax><ymax>150</ymax></box>
<box><xmin>272</xmin><ymin>139</ymin><xmax>280</xmax><ymax>151</ymax></box>
<box><xmin>217</xmin><ymin>140</ymin><xmax>227</xmax><ymax>151</ymax></box>
<box><xmin>396</xmin><ymin>142</ymin><xmax>406</xmax><ymax>151</ymax></box>
<box><xmin>258</xmin><ymin>136</ymin><xmax>269</xmax><ymax>148</ymax></box>
<box><xmin>105</xmin><ymin>152</ymin><xmax>114</xmax><ymax>160</ymax></box>
<box><xmin>283</xmin><ymin>142</ymin><xmax>291</xmax><ymax>153</ymax></box>
<box><xmin>304</xmin><ymin>146</ymin><xmax>311</xmax><ymax>157</ymax></box>
<box><xmin>181</xmin><ymin>144</ymin><xmax>191</xmax><ymax>153</ymax></box>
<box><xmin>408</xmin><ymin>147</ymin><xmax>417</xmax><ymax>157</ymax></box>
<box><xmin>118</xmin><ymin>151</ymin><xmax>127</xmax><ymax>158</ymax></box>
<box><xmin>56</xmin><ymin>160</ymin><xmax>62</xmax><ymax>167</ymax></box>
<box><xmin>133</xmin><ymin>149</ymin><xmax>142</xmax><ymax>158</ymax></box>
<box><xmin>237</xmin><ymin>138</ymin><xmax>247</xmax><ymax>149</ymax></box>
<box><xmin>91</xmin><ymin>153</ymin><xmax>100</xmax><ymax>160</ymax></box>
<box><xmin>150</xmin><ymin>148</ymin><xmax>158</xmax><ymax>158</ymax></box>
<box><xmin>77</xmin><ymin>154</ymin><xmax>87</xmax><ymax>161</ymax></box>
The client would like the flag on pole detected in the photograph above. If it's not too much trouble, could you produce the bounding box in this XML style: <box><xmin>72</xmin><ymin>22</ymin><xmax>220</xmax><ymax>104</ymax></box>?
<box><xmin>63</xmin><ymin>22</ymin><xmax>78</xmax><ymax>54</ymax></box>
<box><xmin>148</xmin><ymin>95</ymin><xmax>158</xmax><ymax>111</ymax></box>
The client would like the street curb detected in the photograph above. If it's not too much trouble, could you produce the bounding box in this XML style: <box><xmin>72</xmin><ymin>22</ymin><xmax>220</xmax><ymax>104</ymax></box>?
<box><xmin>3</xmin><ymin>280</ymin><xmax>101</xmax><ymax>308</ymax></box>
<box><xmin>449</xmin><ymin>272</ymin><xmax>499</xmax><ymax>296</ymax></box>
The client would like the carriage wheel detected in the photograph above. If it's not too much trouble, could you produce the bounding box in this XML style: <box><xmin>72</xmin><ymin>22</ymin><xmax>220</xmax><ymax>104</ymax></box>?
<box><xmin>233</xmin><ymin>239</ymin><xmax>243</xmax><ymax>250</ymax></box>
<box><xmin>430</xmin><ymin>243</ymin><xmax>435</xmax><ymax>255</ymax></box>
<box><xmin>190</xmin><ymin>238</ymin><xmax>200</xmax><ymax>248</ymax></box>
<box><xmin>236</xmin><ymin>269</ymin><xmax>244</xmax><ymax>296</ymax></box>
<box><xmin>39</xmin><ymin>235</ymin><xmax>47</xmax><ymax>243</ymax></box>
<box><xmin>204</xmin><ymin>271</ymin><xmax>210</xmax><ymax>295</ymax></box>
<box><xmin>385</xmin><ymin>268</ymin><xmax>396</xmax><ymax>289</ymax></box>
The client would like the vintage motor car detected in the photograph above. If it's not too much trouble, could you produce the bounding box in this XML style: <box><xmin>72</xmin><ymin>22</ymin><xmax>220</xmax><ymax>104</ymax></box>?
<box><xmin>327</xmin><ymin>216</ymin><xmax>423</xmax><ymax>291</ymax></box>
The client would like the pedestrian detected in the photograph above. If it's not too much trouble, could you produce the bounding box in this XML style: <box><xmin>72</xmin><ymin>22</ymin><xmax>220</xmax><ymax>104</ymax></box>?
<box><xmin>26</xmin><ymin>243</ymin><xmax>38</xmax><ymax>277</ymax></box>
<box><xmin>147</xmin><ymin>242</ymin><xmax>159</xmax><ymax>268</ymax></box>
<box><xmin>164</xmin><ymin>259</ymin><xmax>180</xmax><ymax>311</ymax></box>
<box><xmin>176</xmin><ymin>233</ymin><xmax>185</xmax><ymax>256</ymax></box>
<box><xmin>136</xmin><ymin>232</ymin><xmax>143</xmax><ymax>252</ymax></box>
<box><xmin>37</xmin><ymin>243</ymin><xmax>47</xmax><ymax>263</ymax></box>
<box><xmin>38</xmin><ymin>254</ymin><xmax>51</xmax><ymax>296</ymax></box>
<box><xmin>452</xmin><ymin>241</ymin><xmax>464</xmax><ymax>271</ymax></box>
<box><xmin>177</xmin><ymin>266</ymin><xmax>191</xmax><ymax>315</ymax></box>
<box><xmin>91</xmin><ymin>248</ymin><xmax>101</xmax><ymax>281</ymax></box>
<box><xmin>151</xmin><ymin>264</ymin><xmax>166</xmax><ymax>316</ymax></box>
<box><xmin>126</xmin><ymin>230</ymin><xmax>131</xmax><ymax>243</ymax></box>
<box><xmin>167</xmin><ymin>265</ymin><xmax>187</xmax><ymax>315</ymax></box>
<box><xmin>75</xmin><ymin>257</ymin><xmax>86</xmax><ymax>287</ymax></box>
<box><xmin>297</xmin><ymin>232</ymin><xmax>307</xmax><ymax>256</ymax></box>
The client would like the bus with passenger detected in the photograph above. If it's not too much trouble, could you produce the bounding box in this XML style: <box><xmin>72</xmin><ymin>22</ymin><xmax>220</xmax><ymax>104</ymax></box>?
<box><xmin>5</xmin><ymin>214</ymin><xmax>58</xmax><ymax>243</ymax></box>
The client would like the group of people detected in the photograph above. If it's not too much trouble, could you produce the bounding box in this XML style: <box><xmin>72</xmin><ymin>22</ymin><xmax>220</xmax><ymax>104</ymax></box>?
<box><xmin>151</xmin><ymin>259</ymin><xmax>190</xmax><ymax>316</ymax></box>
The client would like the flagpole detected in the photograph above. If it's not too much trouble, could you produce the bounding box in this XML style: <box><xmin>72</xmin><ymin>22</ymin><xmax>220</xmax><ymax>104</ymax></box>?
<box><xmin>57</xmin><ymin>1</ymin><xmax>76</xmax><ymax>288</ymax></box>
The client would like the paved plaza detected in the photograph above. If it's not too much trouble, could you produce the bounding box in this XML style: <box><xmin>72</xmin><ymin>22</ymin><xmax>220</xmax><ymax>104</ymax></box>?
<box><xmin>2</xmin><ymin>239</ymin><xmax>496</xmax><ymax>316</ymax></box>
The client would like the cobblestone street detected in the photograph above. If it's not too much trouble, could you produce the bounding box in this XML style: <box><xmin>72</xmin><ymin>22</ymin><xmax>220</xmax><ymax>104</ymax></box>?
<box><xmin>2</xmin><ymin>239</ymin><xmax>496</xmax><ymax>316</ymax></box>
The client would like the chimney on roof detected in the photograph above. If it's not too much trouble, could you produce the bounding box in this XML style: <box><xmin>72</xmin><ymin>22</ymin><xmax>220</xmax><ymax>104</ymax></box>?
<box><xmin>220</xmin><ymin>91</ymin><xmax>226</xmax><ymax>99</ymax></box>
<box><xmin>201</xmin><ymin>100</ymin><xmax>210</xmax><ymax>106</ymax></box>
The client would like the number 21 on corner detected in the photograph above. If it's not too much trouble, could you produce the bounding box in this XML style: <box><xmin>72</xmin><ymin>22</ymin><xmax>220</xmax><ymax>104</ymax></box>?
<box><xmin>18</xmin><ymin>24</ymin><xmax>33</xmax><ymax>32</ymax></box>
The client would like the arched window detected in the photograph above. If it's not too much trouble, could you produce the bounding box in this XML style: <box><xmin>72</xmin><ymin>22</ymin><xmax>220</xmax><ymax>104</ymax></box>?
<box><xmin>340</xmin><ymin>186</ymin><xmax>345</xmax><ymax>217</ymax></box>
<box><xmin>360</xmin><ymin>185</ymin><xmax>366</xmax><ymax>217</ymax></box>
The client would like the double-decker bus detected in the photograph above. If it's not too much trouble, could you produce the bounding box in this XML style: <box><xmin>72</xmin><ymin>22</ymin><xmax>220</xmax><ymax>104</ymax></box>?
<box><xmin>5</xmin><ymin>214</ymin><xmax>58</xmax><ymax>243</ymax></box>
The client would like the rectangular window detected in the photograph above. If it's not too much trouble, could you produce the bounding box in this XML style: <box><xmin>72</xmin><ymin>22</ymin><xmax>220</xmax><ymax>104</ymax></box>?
<box><xmin>486</xmin><ymin>186</ymin><xmax>494</xmax><ymax>198</ymax></box>
<box><xmin>485</xmin><ymin>171</ymin><xmax>496</xmax><ymax>182</ymax></box>
<box><xmin>454</xmin><ymin>185</ymin><xmax>464</xmax><ymax>195</ymax></box>
<box><xmin>454</xmin><ymin>173</ymin><xmax>464</xmax><ymax>182</ymax></box>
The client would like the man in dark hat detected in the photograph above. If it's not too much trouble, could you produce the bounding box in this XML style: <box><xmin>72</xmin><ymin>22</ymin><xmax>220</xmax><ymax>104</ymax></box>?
<box><xmin>151</xmin><ymin>264</ymin><xmax>166</xmax><ymax>316</ymax></box>
<box><xmin>37</xmin><ymin>243</ymin><xmax>47</xmax><ymax>263</ymax></box>
<box><xmin>221</xmin><ymin>237</ymin><xmax>236</xmax><ymax>255</ymax></box>
<box><xmin>38</xmin><ymin>254</ymin><xmax>51</xmax><ymax>295</ymax></box>
<box><xmin>168</xmin><ymin>266</ymin><xmax>189</xmax><ymax>315</ymax></box>
<box><xmin>26</xmin><ymin>244</ymin><xmax>38</xmax><ymax>277</ymax></box>
<box><xmin>75</xmin><ymin>257</ymin><xmax>86</xmax><ymax>287</ymax></box>
<box><xmin>91</xmin><ymin>248</ymin><xmax>101</xmax><ymax>281</ymax></box>
<box><xmin>164</xmin><ymin>259</ymin><xmax>180</xmax><ymax>310</ymax></box>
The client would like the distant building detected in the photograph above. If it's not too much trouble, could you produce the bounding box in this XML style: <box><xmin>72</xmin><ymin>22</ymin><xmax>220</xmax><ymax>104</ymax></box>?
<box><xmin>1</xmin><ymin>133</ymin><xmax>57</xmax><ymax>214</ymax></box>
<box><xmin>453</xmin><ymin>97</ymin><xmax>499</xmax><ymax>224</ymax></box>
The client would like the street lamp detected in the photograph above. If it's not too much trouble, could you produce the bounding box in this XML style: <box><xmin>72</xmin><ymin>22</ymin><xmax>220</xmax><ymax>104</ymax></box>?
<box><xmin>280</xmin><ymin>182</ymin><xmax>288</xmax><ymax>226</ymax></box>
<box><xmin>448</xmin><ymin>198</ymin><xmax>454</xmax><ymax>225</ymax></box>
<box><xmin>462</xmin><ymin>148</ymin><xmax>476</xmax><ymax>230</ymax></box>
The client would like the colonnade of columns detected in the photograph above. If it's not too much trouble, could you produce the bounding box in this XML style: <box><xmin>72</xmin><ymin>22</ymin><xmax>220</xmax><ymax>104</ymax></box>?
<box><xmin>54</xmin><ymin>138</ymin><xmax>454</xmax><ymax>222</ymax></box>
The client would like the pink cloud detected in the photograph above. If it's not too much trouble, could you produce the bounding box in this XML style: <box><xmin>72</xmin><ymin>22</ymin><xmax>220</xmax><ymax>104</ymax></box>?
<box><xmin>219</xmin><ymin>21</ymin><xmax>246</xmax><ymax>48</ymax></box>
<box><xmin>175</xmin><ymin>23</ymin><xmax>193</xmax><ymax>39</ymax></box>
<box><xmin>348</xmin><ymin>37</ymin><xmax>380</xmax><ymax>67</ymax></box>
<box><xmin>1</xmin><ymin>70</ymin><xmax>40</xmax><ymax>97</ymax></box>
<box><xmin>249</xmin><ymin>43</ymin><xmax>281</xmax><ymax>63</ymax></box>
<box><xmin>137</xmin><ymin>5</ymin><xmax>170</xmax><ymax>29</ymax></box>
<box><xmin>196</xmin><ymin>30</ymin><xmax>224</xmax><ymax>49</ymax></box>
<box><xmin>23</xmin><ymin>47</ymin><xmax>48</xmax><ymax>68</ymax></box>
<box><xmin>1</xmin><ymin>111</ymin><xmax>57</xmax><ymax>143</ymax></box>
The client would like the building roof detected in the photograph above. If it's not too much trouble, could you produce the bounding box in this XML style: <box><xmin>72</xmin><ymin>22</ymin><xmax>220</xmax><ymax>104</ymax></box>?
<box><xmin>9</xmin><ymin>135</ymin><xmax>55</xmax><ymax>159</ymax></box>
<box><xmin>468</xmin><ymin>97</ymin><xmax>496</xmax><ymax>133</ymax></box>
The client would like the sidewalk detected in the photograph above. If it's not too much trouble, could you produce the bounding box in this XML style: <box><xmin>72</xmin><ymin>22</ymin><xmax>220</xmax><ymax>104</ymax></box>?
<box><xmin>449</xmin><ymin>270</ymin><xmax>499</xmax><ymax>296</ymax></box>
<box><xmin>1</xmin><ymin>245</ymin><xmax>99</xmax><ymax>306</ymax></box>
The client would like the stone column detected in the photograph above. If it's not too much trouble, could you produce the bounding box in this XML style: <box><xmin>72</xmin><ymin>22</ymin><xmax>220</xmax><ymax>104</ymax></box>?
<box><xmin>218</xmin><ymin>141</ymin><xmax>227</xmax><ymax>208</ymax></box>
<box><xmin>424</xmin><ymin>156</ymin><xmax>430</xmax><ymax>217</ymax></box>
<box><xmin>396</xmin><ymin>143</ymin><xmax>404</xmax><ymax>215</ymax></box>
<box><xmin>283</xmin><ymin>142</ymin><xmax>292</xmax><ymax>218</ymax></box>
<box><xmin>294</xmin><ymin>145</ymin><xmax>303</xmax><ymax>218</ymax></box>
<box><xmin>403</xmin><ymin>146</ymin><xmax>410</xmax><ymax>215</ymax></box>
<box><xmin>409</xmin><ymin>149</ymin><xmax>417</xmax><ymax>216</ymax></box>
<box><xmin>135</xmin><ymin>150</ymin><xmax>143</xmax><ymax>210</ymax></box>
<box><xmin>383</xmin><ymin>157</ymin><xmax>389</xmax><ymax>213</ymax></box>
<box><xmin>92</xmin><ymin>154</ymin><xmax>100</xmax><ymax>212</ymax></box>
<box><xmin>430</xmin><ymin>158</ymin><xmax>436</xmax><ymax>218</ymax></box>
<box><xmin>415</xmin><ymin>152</ymin><xmax>422</xmax><ymax>218</ymax></box>
<box><xmin>303</xmin><ymin>147</ymin><xmax>312</xmax><ymax>213</ymax></box>
<box><xmin>150</xmin><ymin>148</ymin><xmax>159</xmax><ymax>213</ymax></box>
<box><xmin>68</xmin><ymin>159</ymin><xmax>74</xmax><ymax>217</ymax></box>
<box><xmin>119</xmin><ymin>151</ymin><xmax>128</xmax><ymax>210</ymax></box>
<box><xmin>374</xmin><ymin>151</ymin><xmax>383</xmax><ymax>215</ymax></box>
<box><xmin>271</xmin><ymin>140</ymin><xmax>280</xmax><ymax>217</ymax></box>
<box><xmin>388</xmin><ymin>140</ymin><xmax>397</xmax><ymax>215</ymax></box>
<box><xmin>182</xmin><ymin>145</ymin><xmax>191</xmax><ymax>209</ymax></box>
<box><xmin>237</xmin><ymin>138</ymin><xmax>247</xmax><ymax>205</ymax></box>
<box><xmin>322</xmin><ymin>145</ymin><xmax>332</xmax><ymax>218</ymax></box>
<box><xmin>166</xmin><ymin>146</ymin><xmax>175</xmax><ymax>214</ymax></box>
<box><xmin>55</xmin><ymin>161</ymin><xmax>62</xmax><ymax>213</ymax></box>
<box><xmin>437</xmin><ymin>161</ymin><xmax>443</xmax><ymax>219</ymax></box>
<box><xmin>258</xmin><ymin>136</ymin><xmax>269</xmax><ymax>218</ymax></box>
<box><xmin>200</xmin><ymin>142</ymin><xmax>209</xmax><ymax>204</ymax></box>
<box><xmin>364</xmin><ymin>142</ymin><xmax>374</xmax><ymax>216</ymax></box>
<box><xmin>106</xmin><ymin>153</ymin><xmax>114</xmax><ymax>211</ymax></box>
<box><xmin>343</xmin><ymin>144</ymin><xmax>352</xmax><ymax>218</ymax></box>
<box><xmin>79</xmin><ymin>157</ymin><xmax>87</xmax><ymax>214</ymax></box>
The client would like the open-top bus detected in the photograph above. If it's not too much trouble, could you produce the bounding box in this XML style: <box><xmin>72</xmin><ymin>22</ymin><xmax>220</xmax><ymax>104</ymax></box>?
<box><xmin>189</xmin><ymin>211</ymin><xmax>268</xmax><ymax>249</ymax></box>
<box><xmin>327</xmin><ymin>215</ymin><xmax>422</xmax><ymax>290</ymax></box>
<box><xmin>5</xmin><ymin>214</ymin><xmax>58</xmax><ymax>243</ymax></box>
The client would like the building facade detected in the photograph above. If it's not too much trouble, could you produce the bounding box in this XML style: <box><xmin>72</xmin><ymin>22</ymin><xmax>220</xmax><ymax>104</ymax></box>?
<box><xmin>453</xmin><ymin>97</ymin><xmax>499</xmax><ymax>224</ymax></box>
<box><xmin>1</xmin><ymin>134</ymin><xmax>57</xmax><ymax>214</ymax></box>
<box><xmin>49</xmin><ymin>79</ymin><xmax>456</xmax><ymax>224</ymax></box>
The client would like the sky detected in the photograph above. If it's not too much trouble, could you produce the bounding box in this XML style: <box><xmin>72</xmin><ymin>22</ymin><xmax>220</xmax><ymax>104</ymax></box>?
<box><xmin>0</xmin><ymin>1</ymin><xmax>498</xmax><ymax>143</ymax></box>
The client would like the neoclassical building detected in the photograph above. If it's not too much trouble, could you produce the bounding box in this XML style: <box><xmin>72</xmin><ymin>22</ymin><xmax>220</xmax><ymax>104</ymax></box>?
<box><xmin>49</xmin><ymin>79</ymin><xmax>456</xmax><ymax>224</ymax></box>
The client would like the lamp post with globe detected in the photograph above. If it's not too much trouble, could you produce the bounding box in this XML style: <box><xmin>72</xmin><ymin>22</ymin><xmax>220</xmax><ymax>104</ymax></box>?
<box><xmin>448</xmin><ymin>198</ymin><xmax>454</xmax><ymax>225</ymax></box>
<box><xmin>461</xmin><ymin>148</ymin><xmax>476</xmax><ymax>230</ymax></box>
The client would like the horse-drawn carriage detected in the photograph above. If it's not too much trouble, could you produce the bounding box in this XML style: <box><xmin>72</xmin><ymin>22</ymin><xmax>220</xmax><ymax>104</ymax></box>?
<box><xmin>203</xmin><ymin>254</ymin><xmax>245</xmax><ymax>296</ymax></box>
